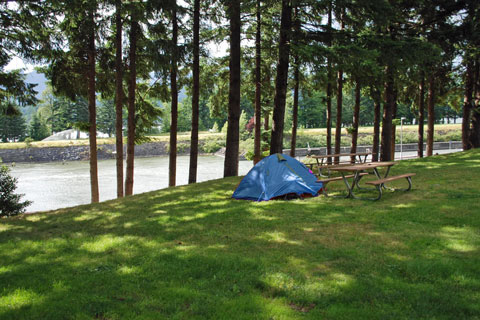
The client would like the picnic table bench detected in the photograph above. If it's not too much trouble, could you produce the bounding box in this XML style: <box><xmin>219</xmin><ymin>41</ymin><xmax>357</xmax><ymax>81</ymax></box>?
<box><xmin>317</xmin><ymin>161</ymin><xmax>415</xmax><ymax>200</ymax></box>
<box><xmin>364</xmin><ymin>173</ymin><xmax>416</xmax><ymax>200</ymax></box>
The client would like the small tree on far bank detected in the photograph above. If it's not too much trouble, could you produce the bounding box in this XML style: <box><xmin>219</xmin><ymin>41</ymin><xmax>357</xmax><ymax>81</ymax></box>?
<box><xmin>0</xmin><ymin>166</ymin><xmax>31</xmax><ymax>217</ymax></box>
<box><xmin>28</xmin><ymin>114</ymin><xmax>50</xmax><ymax>141</ymax></box>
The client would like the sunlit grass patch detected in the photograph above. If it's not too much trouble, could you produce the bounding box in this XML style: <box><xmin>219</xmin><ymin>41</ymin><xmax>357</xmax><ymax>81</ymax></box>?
<box><xmin>0</xmin><ymin>288</ymin><xmax>42</xmax><ymax>311</ymax></box>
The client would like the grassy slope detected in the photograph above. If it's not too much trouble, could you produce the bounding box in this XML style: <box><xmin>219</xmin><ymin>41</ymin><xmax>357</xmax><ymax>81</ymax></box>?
<box><xmin>1</xmin><ymin>149</ymin><xmax>479</xmax><ymax>319</ymax></box>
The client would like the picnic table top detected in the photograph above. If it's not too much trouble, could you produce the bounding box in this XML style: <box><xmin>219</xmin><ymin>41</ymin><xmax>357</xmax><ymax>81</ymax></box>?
<box><xmin>329</xmin><ymin>161</ymin><xmax>397</xmax><ymax>172</ymax></box>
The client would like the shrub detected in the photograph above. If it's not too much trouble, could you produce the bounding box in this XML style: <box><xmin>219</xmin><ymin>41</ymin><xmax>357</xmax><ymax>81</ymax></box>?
<box><xmin>239</xmin><ymin>138</ymin><xmax>254</xmax><ymax>155</ymax></box>
<box><xmin>24</xmin><ymin>137</ymin><xmax>34</xmax><ymax>148</ymax></box>
<box><xmin>442</xmin><ymin>131</ymin><xmax>462</xmax><ymax>142</ymax></box>
<box><xmin>221</xmin><ymin>121</ymin><xmax>228</xmax><ymax>134</ymax></box>
<box><xmin>200</xmin><ymin>139</ymin><xmax>225</xmax><ymax>153</ymax></box>
<box><xmin>177</xmin><ymin>142</ymin><xmax>189</xmax><ymax>153</ymax></box>
<box><xmin>211</xmin><ymin>122</ymin><xmax>220</xmax><ymax>133</ymax></box>
<box><xmin>244</xmin><ymin>149</ymin><xmax>269</xmax><ymax>161</ymax></box>
<box><xmin>0</xmin><ymin>166</ymin><xmax>32</xmax><ymax>217</ymax></box>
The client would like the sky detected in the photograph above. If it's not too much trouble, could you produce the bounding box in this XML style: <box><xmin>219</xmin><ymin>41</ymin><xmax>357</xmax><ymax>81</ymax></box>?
<box><xmin>5</xmin><ymin>40</ymin><xmax>229</xmax><ymax>74</ymax></box>
<box><xmin>5</xmin><ymin>56</ymin><xmax>36</xmax><ymax>73</ymax></box>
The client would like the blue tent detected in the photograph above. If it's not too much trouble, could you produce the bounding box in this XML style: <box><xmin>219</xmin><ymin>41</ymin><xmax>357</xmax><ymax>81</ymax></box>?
<box><xmin>232</xmin><ymin>153</ymin><xmax>323</xmax><ymax>201</ymax></box>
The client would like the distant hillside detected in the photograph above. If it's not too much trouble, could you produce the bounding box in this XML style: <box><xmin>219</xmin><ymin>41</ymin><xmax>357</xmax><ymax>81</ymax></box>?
<box><xmin>20</xmin><ymin>105</ymin><xmax>37</xmax><ymax>124</ymax></box>
<box><xmin>22</xmin><ymin>70</ymin><xmax>188</xmax><ymax>102</ymax></box>
<box><xmin>25</xmin><ymin>70</ymin><xmax>47</xmax><ymax>99</ymax></box>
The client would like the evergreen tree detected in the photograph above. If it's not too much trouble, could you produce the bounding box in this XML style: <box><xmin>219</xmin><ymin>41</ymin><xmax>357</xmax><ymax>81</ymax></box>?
<box><xmin>28</xmin><ymin>114</ymin><xmax>50</xmax><ymax>141</ymax></box>
<box><xmin>0</xmin><ymin>2</ymin><xmax>45</xmax><ymax>115</ymax></box>
<box><xmin>114</xmin><ymin>0</ymin><xmax>125</xmax><ymax>198</ymax></box>
<box><xmin>125</xmin><ymin>4</ymin><xmax>139</xmax><ymax>196</ymax></box>
<box><xmin>188</xmin><ymin>0</ymin><xmax>201</xmax><ymax>183</ymax></box>
<box><xmin>41</xmin><ymin>0</ymin><xmax>101</xmax><ymax>203</ymax></box>
<box><xmin>290</xmin><ymin>6</ymin><xmax>301</xmax><ymax>157</ymax></box>
<box><xmin>224</xmin><ymin>0</ymin><xmax>241</xmax><ymax>177</ymax></box>
<box><xmin>270</xmin><ymin>0</ymin><xmax>292</xmax><ymax>154</ymax></box>
<box><xmin>169</xmin><ymin>2</ymin><xmax>179</xmax><ymax>187</ymax></box>
<box><xmin>253</xmin><ymin>0</ymin><xmax>262</xmax><ymax>163</ymax></box>
<box><xmin>334</xmin><ymin>7</ymin><xmax>345</xmax><ymax>163</ymax></box>
<box><xmin>0</xmin><ymin>166</ymin><xmax>31</xmax><ymax>217</ymax></box>
<box><xmin>96</xmin><ymin>99</ymin><xmax>117</xmax><ymax>137</ymax></box>
<box><xmin>0</xmin><ymin>113</ymin><xmax>27</xmax><ymax>142</ymax></box>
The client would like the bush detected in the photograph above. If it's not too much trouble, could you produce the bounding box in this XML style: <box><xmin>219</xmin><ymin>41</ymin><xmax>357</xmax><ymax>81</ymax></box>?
<box><xmin>0</xmin><ymin>166</ymin><xmax>31</xmax><ymax>217</ymax></box>
<box><xmin>24</xmin><ymin>137</ymin><xmax>34</xmax><ymax>148</ymax></box>
<box><xmin>211</xmin><ymin>122</ymin><xmax>220</xmax><ymax>133</ymax></box>
<box><xmin>221</xmin><ymin>122</ymin><xmax>228</xmax><ymax>134</ymax></box>
<box><xmin>200</xmin><ymin>139</ymin><xmax>225</xmax><ymax>153</ymax></box>
<box><xmin>177</xmin><ymin>142</ymin><xmax>189</xmax><ymax>153</ymax></box>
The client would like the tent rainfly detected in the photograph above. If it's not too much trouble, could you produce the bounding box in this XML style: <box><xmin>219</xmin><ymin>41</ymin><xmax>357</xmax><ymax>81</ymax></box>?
<box><xmin>232</xmin><ymin>153</ymin><xmax>323</xmax><ymax>201</ymax></box>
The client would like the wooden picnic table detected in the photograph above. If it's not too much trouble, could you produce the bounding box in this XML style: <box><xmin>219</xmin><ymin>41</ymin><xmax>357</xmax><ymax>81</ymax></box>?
<box><xmin>306</xmin><ymin>152</ymin><xmax>374</xmax><ymax>177</ymax></box>
<box><xmin>325</xmin><ymin>161</ymin><xmax>415</xmax><ymax>200</ymax></box>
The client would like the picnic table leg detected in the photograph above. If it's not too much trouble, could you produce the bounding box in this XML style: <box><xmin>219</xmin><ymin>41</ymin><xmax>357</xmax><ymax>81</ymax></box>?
<box><xmin>316</xmin><ymin>158</ymin><xmax>330</xmax><ymax>178</ymax></box>
<box><xmin>370</xmin><ymin>184</ymin><xmax>383</xmax><ymax>201</ymax></box>
<box><xmin>340</xmin><ymin>172</ymin><xmax>354</xmax><ymax>198</ymax></box>
<box><xmin>353</xmin><ymin>172</ymin><xmax>374</xmax><ymax>191</ymax></box>
<box><xmin>371</xmin><ymin>166</ymin><xmax>396</xmax><ymax>191</ymax></box>
<box><xmin>341</xmin><ymin>171</ymin><xmax>367</xmax><ymax>198</ymax></box>
<box><xmin>380</xmin><ymin>166</ymin><xmax>394</xmax><ymax>190</ymax></box>
<box><xmin>348</xmin><ymin>171</ymin><xmax>382</xmax><ymax>200</ymax></box>
<box><xmin>396</xmin><ymin>176</ymin><xmax>413</xmax><ymax>191</ymax></box>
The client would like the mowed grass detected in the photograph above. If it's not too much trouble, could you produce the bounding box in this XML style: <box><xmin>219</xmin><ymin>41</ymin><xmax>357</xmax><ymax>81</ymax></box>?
<box><xmin>1</xmin><ymin>150</ymin><xmax>480</xmax><ymax>319</ymax></box>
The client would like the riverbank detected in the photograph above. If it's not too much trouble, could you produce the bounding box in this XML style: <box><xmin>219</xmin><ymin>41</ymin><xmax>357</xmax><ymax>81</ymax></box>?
<box><xmin>0</xmin><ymin>140</ymin><xmax>463</xmax><ymax>164</ymax></box>
<box><xmin>11</xmin><ymin>155</ymin><xmax>253</xmax><ymax>213</ymax></box>
<box><xmin>0</xmin><ymin>124</ymin><xmax>462</xmax><ymax>163</ymax></box>
<box><xmin>0</xmin><ymin>141</ymin><xmax>168</xmax><ymax>163</ymax></box>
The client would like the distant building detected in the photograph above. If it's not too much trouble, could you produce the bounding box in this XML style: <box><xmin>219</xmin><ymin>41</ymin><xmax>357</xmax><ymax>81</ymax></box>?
<box><xmin>42</xmin><ymin>129</ymin><xmax>109</xmax><ymax>141</ymax></box>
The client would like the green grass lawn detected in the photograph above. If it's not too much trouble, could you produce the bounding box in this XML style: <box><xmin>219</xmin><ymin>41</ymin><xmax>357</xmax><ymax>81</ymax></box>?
<box><xmin>1</xmin><ymin>149</ymin><xmax>480</xmax><ymax>319</ymax></box>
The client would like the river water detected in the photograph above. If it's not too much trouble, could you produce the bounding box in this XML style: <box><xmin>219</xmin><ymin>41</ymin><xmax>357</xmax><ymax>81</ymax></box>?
<box><xmin>9</xmin><ymin>148</ymin><xmax>462</xmax><ymax>213</ymax></box>
<box><xmin>10</xmin><ymin>156</ymin><xmax>253</xmax><ymax>213</ymax></box>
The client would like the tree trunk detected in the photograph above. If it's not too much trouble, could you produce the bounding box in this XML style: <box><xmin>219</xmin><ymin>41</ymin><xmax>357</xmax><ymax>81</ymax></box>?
<box><xmin>334</xmin><ymin>68</ymin><xmax>343</xmax><ymax>163</ymax></box>
<box><xmin>390</xmin><ymin>88</ymin><xmax>398</xmax><ymax>159</ymax></box>
<box><xmin>125</xmin><ymin>16</ymin><xmax>138</xmax><ymax>196</ymax></box>
<box><xmin>264</xmin><ymin>112</ymin><xmax>269</xmax><ymax>131</ymax></box>
<box><xmin>290</xmin><ymin>58</ymin><xmax>299</xmax><ymax>157</ymax></box>
<box><xmin>269</xmin><ymin>0</ymin><xmax>292</xmax><ymax>155</ymax></box>
<box><xmin>114</xmin><ymin>0</ymin><xmax>124</xmax><ymax>198</ymax></box>
<box><xmin>372</xmin><ymin>88</ymin><xmax>381</xmax><ymax>162</ymax></box>
<box><xmin>290</xmin><ymin>6</ymin><xmax>300</xmax><ymax>158</ymax></box>
<box><xmin>470</xmin><ymin>59</ymin><xmax>480</xmax><ymax>148</ymax></box>
<box><xmin>87</xmin><ymin>4</ymin><xmax>99</xmax><ymax>203</ymax></box>
<box><xmin>326</xmin><ymin>2</ymin><xmax>333</xmax><ymax>164</ymax></box>
<box><xmin>426</xmin><ymin>74</ymin><xmax>435</xmax><ymax>156</ymax></box>
<box><xmin>334</xmin><ymin>9</ymin><xmax>345</xmax><ymax>164</ymax></box>
<box><xmin>188</xmin><ymin>0</ymin><xmax>200</xmax><ymax>183</ymax></box>
<box><xmin>224</xmin><ymin>0</ymin><xmax>241</xmax><ymax>177</ymax></box>
<box><xmin>381</xmin><ymin>65</ymin><xmax>394</xmax><ymax>161</ymax></box>
<box><xmin>463</xmin><ymin>60</ymin><xmax>474</xmax><ymax>150</ymax></box>
<box><xmin>418</xmin><ymin>74</ymin><xmax>425</xmax><ymax>157</ymax></box>
<box><xmin>253</xmin><ymin>0</ymin><xmax>262</xmax><ymax>164</ymax></box>
<box><xmin>350</xmin><ymin>80</ymin><xmax>360</xmax><ymax>163</ymax></box>
<box><xmin>169</xmin><ymin>5</ymin><xmax>178</xmax><ymax>187</ymax></box>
